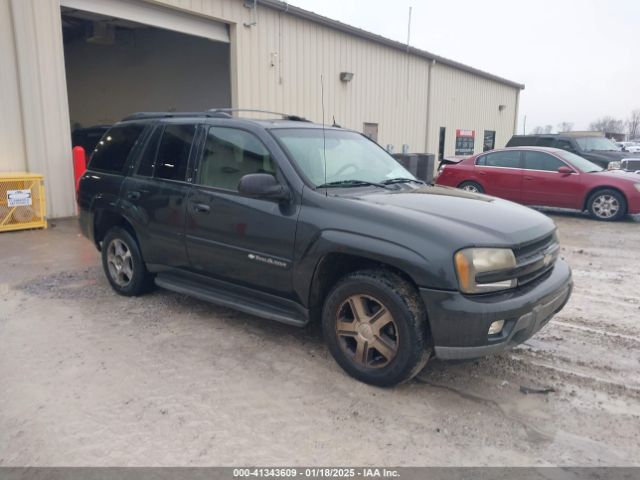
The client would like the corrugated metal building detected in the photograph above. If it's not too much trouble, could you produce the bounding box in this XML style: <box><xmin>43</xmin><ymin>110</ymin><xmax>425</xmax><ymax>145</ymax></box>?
<box><xmin>0</xmin><ymin>0</ymin><xmax>524</xmax><ymax>218</ymax></box>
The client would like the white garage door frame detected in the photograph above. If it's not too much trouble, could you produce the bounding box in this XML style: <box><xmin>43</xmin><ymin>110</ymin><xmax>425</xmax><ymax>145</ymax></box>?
<box><xmin>60</xmin><ymin>0</ymin><xmax>229</xmax><ymax>43</ymax></box>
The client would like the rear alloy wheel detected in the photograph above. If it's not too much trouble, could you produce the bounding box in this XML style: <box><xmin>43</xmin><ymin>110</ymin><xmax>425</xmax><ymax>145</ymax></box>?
<box><xmin>322</xmin><ymin>270</ymin><xmax>431</xmax><ymax>387</ymax></box>
<box><xmin>588</xmin><ymin>189</ymin><xmax>626</xmax><ymax>221</ymax></box>
<box><xmin>101</xmin><ymin>227</ymin><xmax>154</xmax><ymax>296</ymax></box>
<box><xmin>458</xmin><ymin>181</ymin><xmax>483</xmax><ymax>194</ymax></box>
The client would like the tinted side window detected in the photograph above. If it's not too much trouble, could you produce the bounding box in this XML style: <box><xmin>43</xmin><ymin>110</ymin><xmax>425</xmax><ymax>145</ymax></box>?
<box><xmin>89</xmin><ymin>124</ymin><xmax>144</xmax><ymax>173</ymax></box>
<box><xmin>198</xmin><ymin>127</ymin><xmax>274</xmax><ymax>191</ymax></box>
<box><xmin>553</xmin><ymin>139</ymin><xmax>575</xmax><ymax>151</ymax></box>
<box><xmin>523</xmin><ymin>151</ymin><xmax>564</xmax><ymax>172</ymax></box>
<box><xmin>482</xmin><ymin>150</ymin><xmax>521</xmax><ymax>168</ymax></box>
<box><xmin>136</xmin><ymin>126</ymin><xmax>163</xmax><ymax>177</ymax></box>
<box><xmin>155</xmin><ymin>124</ymin><xmax>196</xmax><ymax>181</ymax></box>
<box><xmin>536</xmin><ymin>137</ymin><xmax>555</xmax><ymax>147</ymax></box>
<box><xmin>506</xmin><ymin>136</ymin><xmax>531</xmax><ymax>147</ymax></box>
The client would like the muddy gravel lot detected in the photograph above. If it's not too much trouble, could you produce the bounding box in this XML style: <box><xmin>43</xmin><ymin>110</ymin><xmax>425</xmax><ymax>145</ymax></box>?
<box><xmin>0</xmin><ymin>212</ymin><xmax>639</xmax><ymax>466</ymax></box>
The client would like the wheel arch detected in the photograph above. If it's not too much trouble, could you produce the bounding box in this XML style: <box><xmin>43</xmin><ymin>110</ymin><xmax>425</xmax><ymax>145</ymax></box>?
<box><xmin>583</xmin><ymin>185</ymin><xmax>628</xmax><ymax>213</ymax></box>
<box><xmin>93</xmin><ymin>208</ymin><xmax>140</xmax><ymax>251</ymax></box>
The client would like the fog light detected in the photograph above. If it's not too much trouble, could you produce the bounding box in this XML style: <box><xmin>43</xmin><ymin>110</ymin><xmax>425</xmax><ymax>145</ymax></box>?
<box><xmin>488</xmin><ymin>320</ymin><xmax>505</xmax><ymax>335</ymax></box>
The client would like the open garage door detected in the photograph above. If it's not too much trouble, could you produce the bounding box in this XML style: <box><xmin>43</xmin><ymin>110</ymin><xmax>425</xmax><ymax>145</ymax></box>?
<box><xmin>60</xmin><ymin>0</ymin><xmax>229</xmax><ymax>43</ymax></box>
<box><xmin>61</xmin><ymin>1</ymin><xmax>231</xmax><ymax>149</ymax></box>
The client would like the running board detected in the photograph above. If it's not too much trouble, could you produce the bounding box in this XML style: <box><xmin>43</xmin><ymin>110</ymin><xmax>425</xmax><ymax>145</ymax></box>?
<box><xmin>155</xmin><ymin>273</ymin><xmax>308</xmax><ymax>327</ymax></box>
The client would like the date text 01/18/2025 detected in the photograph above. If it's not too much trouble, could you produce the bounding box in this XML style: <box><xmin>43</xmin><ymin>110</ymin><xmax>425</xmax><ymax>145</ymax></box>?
<box><xmin>232</xmin><ymin>468</ymin><xmax>400</xmax><ymax>478</ymax></box>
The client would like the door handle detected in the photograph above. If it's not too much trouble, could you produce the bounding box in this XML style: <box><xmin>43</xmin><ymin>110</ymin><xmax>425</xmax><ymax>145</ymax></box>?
<box><xmin>478</xmin><ymin>171</ymin><xmax>487</xmax><ymax>176</ymax></box>
<box><xmin>524</xmin><ymin>176</ymin><xmax>534</xmax><ymax>180</ymax></box>
<box><xmin>127</xmin><ymin>190</ymin><xmax>142</xmax><ymax>200</ymax></box>
<box><xmin>192</xmin><ymin>203</ymin><xmax>210</xmax><ymax>213</ymax></box>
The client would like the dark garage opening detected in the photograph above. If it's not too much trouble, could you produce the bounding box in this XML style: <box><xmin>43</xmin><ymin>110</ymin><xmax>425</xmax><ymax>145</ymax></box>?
<box><xmin>61</xmin><ymin>7</ymin><xmax>231</xmax><ymax>138</ymax></box>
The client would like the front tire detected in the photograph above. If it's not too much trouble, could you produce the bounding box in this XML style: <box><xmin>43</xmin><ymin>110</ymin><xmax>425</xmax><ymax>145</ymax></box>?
<box><xmin>322</xmin><ymin>270</ymin><xmax>431</xmax><ymax>387</ymax></box>
<box><xmin>587</xmin><ymin>189</ymin><xmax>626</xmax><ymax>221</ymax></box>
<box><xmin>458</xmin><ymin>181</ymin><xmax>484</xmax><ymax>193</ymax></box>
<box><xmin>101</xmin><ymin>227</ymin><xmax>154</xmax><ymax>296</ymax></box>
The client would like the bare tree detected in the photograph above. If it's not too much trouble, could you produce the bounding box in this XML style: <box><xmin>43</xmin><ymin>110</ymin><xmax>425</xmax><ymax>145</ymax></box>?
<box><xmin>589</xmin><ymin>116</ymin><xmax>624</xmax><ymax>133</ymax></box>
<box><xmin>557</xmin><ymin>122</ymin><xmax>574</xmax><ymax>132</ymax></box>
<box><xmin>531</xmin><ymin>126</ymin><xmax>544</xmax><ymax>134</ymax></box>
<box><xmin>627</xmin><ymin>109</ymin><xmax>640</xmax><ymax>139</ymax></box>
<box><xmin>543</xmin><ymin>125</ymin><xmax>553</xmax><ymax>134</ymax></box>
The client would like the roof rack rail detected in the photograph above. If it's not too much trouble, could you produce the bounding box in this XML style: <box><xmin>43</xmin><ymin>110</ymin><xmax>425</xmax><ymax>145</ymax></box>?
<box><xmin>121</xmin><ymin>111</ymin><xmax>231</xmax><ymax>121</ymax></box>
<box><xmin>207</xmin><ymin>108</ymin><xmax>310</xmax><ymax>122</ymax></box>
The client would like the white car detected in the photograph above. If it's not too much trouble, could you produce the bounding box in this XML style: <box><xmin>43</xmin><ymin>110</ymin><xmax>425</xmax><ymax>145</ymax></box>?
<box><xmin>617</xmin><ymin>141</ymin><xmax>640</xmax><ymax>153</ymax></box>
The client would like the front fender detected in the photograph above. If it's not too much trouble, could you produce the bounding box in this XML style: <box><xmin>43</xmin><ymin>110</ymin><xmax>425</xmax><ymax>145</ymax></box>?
<box><xmin>292</xmin><ymin>229</ymin><xmax>457</xmax><ymax>308</ymax></box>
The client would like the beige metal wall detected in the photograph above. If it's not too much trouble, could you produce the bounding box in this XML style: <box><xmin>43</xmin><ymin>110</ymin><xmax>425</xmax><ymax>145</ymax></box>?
<box><xmin>426</xmin><ymin>62</ymin><xmax>520</xmax><ymax>156</ymax></box>
<box><xmin>152</xmin><ymin>0</ymin><xmax>432</xmax><ymax>153</ymax></box>
<box><xmin>0</xmin><ymin>0</ymin><xmax>75</xmax><ymax>218</ymax></box>
<box><xmin>0</xmin><ymin>0</ymin><xmax>520</xmax><ymax>218</ymax></box>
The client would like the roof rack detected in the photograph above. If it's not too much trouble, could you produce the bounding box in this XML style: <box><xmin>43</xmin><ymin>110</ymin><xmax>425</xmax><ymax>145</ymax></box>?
<box><xmin>207</xmin><ymin>108</ymin><xmax>310</xmax><ymax>122</ymax></box>
<box><xmin>121</xmin><ymin>111</ymin><xmax>231</xmax><ymax>121</ymax></box>
<box><xmin>122</xmin><ymin>109</ymin><xmax>310</xmax><ymax>122</ymax></box>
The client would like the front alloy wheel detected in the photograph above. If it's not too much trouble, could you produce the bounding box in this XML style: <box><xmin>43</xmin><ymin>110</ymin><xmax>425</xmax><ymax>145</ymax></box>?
<box><xmin>322</xmin><ymin>270</ymin><xmax>431</xmax><ymax>387</ymax></box>
<box><xmin>588</xmin><ymin>189</ymin><xmax>626</xmax><ymax>221</ymax></box>
<box><xmin>336</xmin><ymin>295</ymin><xmax>399</xmax><ymax>369</ymax></box>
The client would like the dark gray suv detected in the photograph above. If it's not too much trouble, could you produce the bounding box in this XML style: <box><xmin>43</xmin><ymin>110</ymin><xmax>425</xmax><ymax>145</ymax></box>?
<box><xmin>507</xmin><ymin>134</ymin><xmax>639</xmax><ymax>169</ymax></box>
<box><xmin>78</xmin><ymin>110</ymin><xmax>573</xmax><ymax>386</ymax></box>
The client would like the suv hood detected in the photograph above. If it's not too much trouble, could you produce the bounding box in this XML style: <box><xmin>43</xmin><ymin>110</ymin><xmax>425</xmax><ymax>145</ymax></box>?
<box><xmin>350</xmin><ymin>185</ymin><xmax>555</xmax><ymax>247</ymax></box>
<box><xmin>584</xmin><ymin>150</ymin><xmax>640</xmax><ymax>163</ymax></box>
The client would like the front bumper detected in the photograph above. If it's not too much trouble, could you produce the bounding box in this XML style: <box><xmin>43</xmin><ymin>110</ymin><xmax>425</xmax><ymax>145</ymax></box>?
<box><xmin>420</xmin><ymin>259</ymin><xmax>572</xmax><ymax>360</ymax></box>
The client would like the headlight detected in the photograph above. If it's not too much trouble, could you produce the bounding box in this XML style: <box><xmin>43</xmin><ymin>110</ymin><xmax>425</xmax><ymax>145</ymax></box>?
<box><xmin>634</xmin><ymin>183</ymin><xmax>640</xmax><ymax>193</ymax></box>
<box><xmin>608</xmin><ymin>161</ymin><xmax>621</xmax><ymax>170</ymax></box>
<box><xmin>454</xmin><ymin>248</ymin><xmax>517</xmax><ymax>294</ymax></box>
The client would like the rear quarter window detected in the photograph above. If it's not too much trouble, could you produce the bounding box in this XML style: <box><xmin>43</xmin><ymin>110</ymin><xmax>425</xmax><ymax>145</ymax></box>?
<box><xmin>89</xmin><ymin>124</ymin><xmax>145</xmax><ymax>174</ymax></box>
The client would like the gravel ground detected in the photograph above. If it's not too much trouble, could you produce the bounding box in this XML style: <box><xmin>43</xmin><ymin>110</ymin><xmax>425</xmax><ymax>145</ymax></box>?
<box><xmin>0</xmin><ymin>212</ymin><xmax>639</xmax><ymax>466</ymax></box>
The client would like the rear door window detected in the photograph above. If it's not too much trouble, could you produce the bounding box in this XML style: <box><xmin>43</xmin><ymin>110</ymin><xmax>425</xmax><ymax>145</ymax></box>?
<box><xmin>536</xmin><ymin>137</ymin><xmax>555</xmax><ymax>147</ymax></box>
<box><xmin>523</xmin><ymin>151</ymin><xmax>564</xmax><ymax>172</ymax></box>
<box><xmin>155</xmin><ymin>124</ymin><xmax>197</xmax><ymax>182</ymax></box>
<box><xmin>480</xmin><ymin>150</ymin><xmax>522</xmax><ymax>168</ymax></box>
<box><xmin>136</xmin><ymin>126</ymin><xmax>162</xmax><ymax>177</ymax></box>
<box><xmin>89</xmin><ymin>124</ymin><xmax>145</xmax><ymax>174</ymax></box>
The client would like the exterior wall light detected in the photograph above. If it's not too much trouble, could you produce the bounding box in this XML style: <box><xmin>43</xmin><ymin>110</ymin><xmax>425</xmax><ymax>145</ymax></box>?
<box><xmin>340</xmin><ymin>72</ymin><xmax>354</xmax><ymax>82</ymax></box>
<box><xmin>498</xmin><ymin>104</ymin><xmax>506</xmax><ymax>112</ymax></box>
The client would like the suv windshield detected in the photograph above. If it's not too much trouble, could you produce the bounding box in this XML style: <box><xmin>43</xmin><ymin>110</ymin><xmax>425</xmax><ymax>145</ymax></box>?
<box><xmin>557</xmin><ymin>150</ymin><xmax>603</xmax><ymax>172</ymax></box>
<box><xmin>271</xmin><ymin>128</ymin><xmax>414</xmax><ymax>187</ymax></box>
<box><xmin>575</xmin><ymin>137</ymin><xmax>621</xmax><ymax>152</ymax></box>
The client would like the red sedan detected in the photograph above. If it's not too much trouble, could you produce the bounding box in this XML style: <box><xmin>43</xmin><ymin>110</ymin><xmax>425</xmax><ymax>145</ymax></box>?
<box><xmin>435</xmin><ymin>147</ymin><xmax>640</xmax><ymax>221</ymax></box>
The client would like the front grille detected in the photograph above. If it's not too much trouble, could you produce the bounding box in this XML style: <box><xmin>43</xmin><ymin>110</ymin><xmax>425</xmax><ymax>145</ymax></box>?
<box><xmin>512</xmin><ymin>233</ymin><xmax>559</xmax><ymax>286</ymax></box>
<box><xmin>474</xmin><ymin>232</ymin><xmax>560</xmax><ymax>288</ymax></box>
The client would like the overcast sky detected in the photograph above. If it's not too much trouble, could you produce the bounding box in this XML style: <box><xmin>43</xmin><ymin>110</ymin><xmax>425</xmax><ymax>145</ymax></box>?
<box><xmin>288</xmin><ymin>0</ymin><xmax>639</xmax><ymax>133</ymax></box>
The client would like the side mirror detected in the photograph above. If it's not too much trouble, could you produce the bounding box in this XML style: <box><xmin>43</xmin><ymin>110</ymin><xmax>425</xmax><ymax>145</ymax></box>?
<box><xmin>238</xmin><ymin>173</ymin><xmax>289</xmax><ymax>200</ymax></box>
<box><xmin>558</xmin><ymin>166</ymin><xmax>575</xmax><ymax>175</ymax></box>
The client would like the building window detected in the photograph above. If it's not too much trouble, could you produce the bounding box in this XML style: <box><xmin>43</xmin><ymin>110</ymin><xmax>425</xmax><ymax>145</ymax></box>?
<box><xmin>363</xmin><ymin>123</ymin><xmax>379</xmax><ymax>142</ymax></box>
<box><xmin>483</xmin><ymin>130</ymin><xmax>496</xmax><ymax>152</ymax></box>
<box><xmin>455</xmin><ymin>129</ymin><xmax>475</xmax><ymax>155</ymax></box>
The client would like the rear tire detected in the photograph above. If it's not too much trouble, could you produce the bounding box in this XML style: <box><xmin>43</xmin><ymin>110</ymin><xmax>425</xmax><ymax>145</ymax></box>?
<box><xmin>587</xmin><ymin>189</ymin><xmax>626</xmax><ymax>221</ymax></box>
<box><xmin>101</xmin><ymin>227</ymin><xmax>154</xmax><ymax>296</ymax></box>
<box><xmin>458</xmin><ymin>181</ymin><xmax>484</xmax><ymax>193</ymax></box>
<box><xmin>322</xmin><ymin>269</ymin><xmax>431</xmax><ymax>387</ymax></box>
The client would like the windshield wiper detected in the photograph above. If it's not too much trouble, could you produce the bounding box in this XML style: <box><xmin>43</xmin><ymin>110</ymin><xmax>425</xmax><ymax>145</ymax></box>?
<box><xmin>316</xmin><ymin>179</ymin><xmax>392</xmax><ymax>189</ymax></box>
<box><xmin>381</xmin><ymin>177</ymin><xmax>426</xmax><ymax>185</ymax></box>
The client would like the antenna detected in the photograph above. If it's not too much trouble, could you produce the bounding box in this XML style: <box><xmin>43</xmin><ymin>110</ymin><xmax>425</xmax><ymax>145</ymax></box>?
<box><xmin>321</xmin><ymin>74</ymin><xmax>327</xmax><ymax>196</ymax></box>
